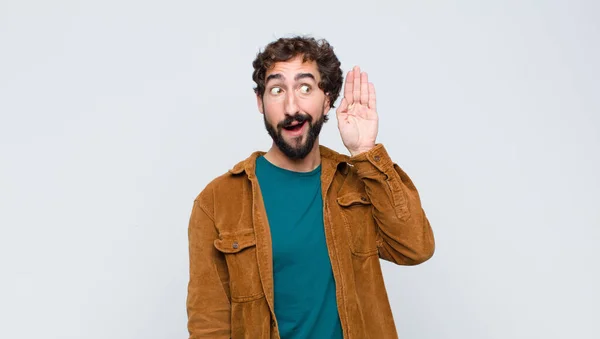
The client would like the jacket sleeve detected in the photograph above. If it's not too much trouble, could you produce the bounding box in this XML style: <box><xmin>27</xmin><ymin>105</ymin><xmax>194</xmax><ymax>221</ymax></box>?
<box><xmin>349</xmin><ymin>143</ymin><xmax>435</xmax><ymax>265</ymax></box>
<box><xmin>187</xmin><ymin>195</ymin><xmax>231</xmax><ymax>338</ymax></box>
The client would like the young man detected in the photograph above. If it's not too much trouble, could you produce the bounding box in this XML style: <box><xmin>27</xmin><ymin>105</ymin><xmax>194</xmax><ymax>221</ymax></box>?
<box><xmin>186</xmin><ymin>36</ymin><xmax>435</xmax><ymax>339</ymax></box>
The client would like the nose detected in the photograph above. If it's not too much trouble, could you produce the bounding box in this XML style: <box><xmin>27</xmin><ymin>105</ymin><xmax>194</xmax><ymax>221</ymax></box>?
<box><xmin>284</xmin><ymin>90</ymin><xmax>299</xmax><ymax>115</ymax></box>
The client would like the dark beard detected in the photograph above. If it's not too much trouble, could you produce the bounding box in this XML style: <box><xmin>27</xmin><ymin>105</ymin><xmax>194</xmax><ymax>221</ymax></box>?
<box><xmin>263</xmin><ymin>110</ymin><xmax>326</xmax><ymax>160</ymax></box>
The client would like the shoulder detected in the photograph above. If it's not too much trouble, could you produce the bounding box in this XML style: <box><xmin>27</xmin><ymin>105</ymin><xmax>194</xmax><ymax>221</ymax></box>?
<box><xmin>193</xmin><ymin>151</ymin><xmax>262</xmax><ymax>207</ymax></box>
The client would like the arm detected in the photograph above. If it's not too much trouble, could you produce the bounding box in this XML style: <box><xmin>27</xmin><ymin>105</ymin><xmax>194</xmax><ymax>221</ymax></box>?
<box><xmin>350</xmin><ymin>144</ymin><xmax>435</xmax><ymax>265</ymax></box>
<box><xmin>187</xmin><ymin>196</ymin><xmax>231</xmax><ymax>338</ymax></box>
<box><xmin>336</xmin><ymin>66</ymin><xmax>434</xmax><ymax>265</ymax></box>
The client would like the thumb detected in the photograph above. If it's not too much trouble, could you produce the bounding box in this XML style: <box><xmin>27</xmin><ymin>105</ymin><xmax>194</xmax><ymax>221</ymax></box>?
<box><xmin>337</xmin><ymin>97</ymin><xmax>348</xmax><ymax>116</ymax></box>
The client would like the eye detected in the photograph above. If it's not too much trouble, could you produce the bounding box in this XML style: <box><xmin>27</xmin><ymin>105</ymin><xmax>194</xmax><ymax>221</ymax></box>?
<box><xmin>299</xmin><ymin>84</ymin><xmax>311</xmax><ymax>94</ymax></box>
<box><xmin>270</xmin><ymin>87</ymin><xmax>282</xmax><ymax>95</ymax></box>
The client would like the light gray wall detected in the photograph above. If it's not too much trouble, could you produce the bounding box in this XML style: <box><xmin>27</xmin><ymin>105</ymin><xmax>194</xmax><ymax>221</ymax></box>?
<box><xmin>1</xmin><ymin>1</ymin><xmax>598</xmax><ymax>338</ymax></box>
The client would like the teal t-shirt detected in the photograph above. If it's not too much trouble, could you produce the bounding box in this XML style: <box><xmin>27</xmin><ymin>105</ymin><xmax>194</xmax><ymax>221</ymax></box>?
<box><xmin>255</xmin><ymin>156</ymin><xmax>343</xmax><ymax>339</ymax></box>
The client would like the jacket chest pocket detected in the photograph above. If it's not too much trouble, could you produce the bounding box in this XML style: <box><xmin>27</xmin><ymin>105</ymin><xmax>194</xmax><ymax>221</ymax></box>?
<box><xmin>336</xmin><ymin>192</ymin><xmax>379</xmax><ymax>257</ymax></box>
<box><xmin>214</xmin><ymin>229</ymin><xmax>265</xmax><ymax>302</ymax></box>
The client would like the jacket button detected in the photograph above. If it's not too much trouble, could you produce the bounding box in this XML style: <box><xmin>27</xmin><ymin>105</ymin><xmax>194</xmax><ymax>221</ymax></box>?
<box><xmin>232</xmin><ymin>242</ymin><xmax>239</xmax><ymax>249</ymax></box>
<box><xmin>374</xmin><ymin>155</ymin><xmax>381</xmax><ymax>162</ymax></box>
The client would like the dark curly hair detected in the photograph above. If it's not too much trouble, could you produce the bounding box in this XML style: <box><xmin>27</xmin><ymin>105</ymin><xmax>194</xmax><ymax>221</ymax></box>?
<box><xmin>252</xmin><ymin>36</ymin><xmax>343</xmax><ymax>112</ymax></box>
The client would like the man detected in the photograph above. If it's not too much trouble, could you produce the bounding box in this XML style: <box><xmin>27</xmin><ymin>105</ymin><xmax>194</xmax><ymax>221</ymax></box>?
<box><xmin>186</xmin><ymin>36</ymin><xmax>435</xmax><ymax>339</ymax></box>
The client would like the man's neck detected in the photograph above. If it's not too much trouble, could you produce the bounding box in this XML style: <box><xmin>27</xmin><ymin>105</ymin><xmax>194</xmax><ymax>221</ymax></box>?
<box><xmin>263</xmin><ymin>142</ymin><xmax>321</xmax><ymax>173</ymax></box>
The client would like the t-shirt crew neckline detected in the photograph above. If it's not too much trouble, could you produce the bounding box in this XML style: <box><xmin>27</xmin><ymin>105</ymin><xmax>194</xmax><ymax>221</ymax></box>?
<box><xmin>258</xmin><ymin>155</ymin><xmax>321</xmax><ymax>177</ymax></box>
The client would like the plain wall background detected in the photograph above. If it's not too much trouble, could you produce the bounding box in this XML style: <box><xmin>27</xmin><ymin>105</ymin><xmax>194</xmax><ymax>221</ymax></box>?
<box><xmin>1</xmin><ymin>0</ymin><xmax>598</xmax><ymax>338</ymax></box>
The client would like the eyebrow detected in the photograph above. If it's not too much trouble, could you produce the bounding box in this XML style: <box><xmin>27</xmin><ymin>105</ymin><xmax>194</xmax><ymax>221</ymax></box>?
<box><xmin>294</xmin><ymin>73</ymin><xmax>316</xmax><ymax>81</ymax></box>
<box><xmin>265</xmin><ymin>72</ymin><xmax>316</xmax><ymax>84</ymax></box>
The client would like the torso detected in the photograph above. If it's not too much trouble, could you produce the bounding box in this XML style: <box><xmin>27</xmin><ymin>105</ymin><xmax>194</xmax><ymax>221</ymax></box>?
<box><xmin>255</xmin><ymin>155</ymin><xmax>343</xmax><ymax>339</ymax></box>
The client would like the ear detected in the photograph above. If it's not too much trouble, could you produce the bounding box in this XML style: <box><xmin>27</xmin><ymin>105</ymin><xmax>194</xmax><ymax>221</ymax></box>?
<box><xmin>256</xmin><ymin>93</ymin><xmax>264</xmax><ymax>114</ymax></box>
<box><xmin>323</xmin><ymin>93</ymin><xmax>331</xmax><ymax>115</ymax></box>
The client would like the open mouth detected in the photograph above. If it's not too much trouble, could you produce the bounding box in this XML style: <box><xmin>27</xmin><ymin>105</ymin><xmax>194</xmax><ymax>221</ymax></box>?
<box><xmin>283</xmin><ymin>121</ymin><xmax>307</xmax><ymax>132</ymax></box>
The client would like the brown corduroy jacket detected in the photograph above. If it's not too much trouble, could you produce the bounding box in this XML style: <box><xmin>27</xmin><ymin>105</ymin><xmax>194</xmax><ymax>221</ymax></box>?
<box><xmin>186</xmin><ymin>143</ymin><xmax>435</xmax><ymax>339</ymax></box>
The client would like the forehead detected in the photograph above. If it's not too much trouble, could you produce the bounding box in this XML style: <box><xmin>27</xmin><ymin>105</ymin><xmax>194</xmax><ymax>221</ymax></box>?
<box><xmin>265</xmin><ymin>55</ymin><xmax>320</xmax><ymax>81</ymax></box>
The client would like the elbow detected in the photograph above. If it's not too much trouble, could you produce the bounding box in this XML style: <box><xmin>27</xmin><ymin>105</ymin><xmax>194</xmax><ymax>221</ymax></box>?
<box><xmin>390</xmin><ymin>230</ymin><xmax>435</xmax><ymax>266</ymax></box>
<box><xmin>377</xmin><ymin>210</ymin><xmax>436</xmax><ymax>265</ymax></box>
<box><xmin>411</xmin><ymin>224</ymin><xmax>435</xmax><ymax>265</ymax></box>
<box><xmin>409</xmin><ymin>240</ymin><xmax>435</xmax><ymax>265</ymax></box>
<box><xmin>380</xmin><ymin>238</ymin><xmax>435</xmax><ymax>266</ymax></box>
<box><xmin>410</xmin><ymin>214</ymin><xmax>435</xmax><ymax>265</ymax></box>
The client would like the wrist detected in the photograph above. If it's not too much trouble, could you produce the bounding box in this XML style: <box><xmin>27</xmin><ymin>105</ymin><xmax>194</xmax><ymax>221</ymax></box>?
<box><xmin>349</xmin><ymin>145</ymin><xmax>376</xmax><ymax>157</ymax></box>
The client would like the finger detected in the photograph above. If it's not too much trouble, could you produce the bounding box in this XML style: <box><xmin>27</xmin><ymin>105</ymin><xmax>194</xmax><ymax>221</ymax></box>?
<box><xmin>336</xmin><ymin>98</ymin><xmax>349</xmax><ymax>124</ymax></box>
<box><xmin>360</xmin><ymin>72</ymin><xmax>369</xmax><ymax>105</ymax></box>
<box><xmin>352</xmin><ymin>66</ymin><xmax>361</xmax><ymax>103</ymax></box>
<box><xmin>344</xmin><ymin>70</ymin><xmax>353</xmax><ymax>104</ymax></box>
<box><xmin>368</xmin><ymin>82</ymin><xmax>377</xmax><ymax>111</ymax></box>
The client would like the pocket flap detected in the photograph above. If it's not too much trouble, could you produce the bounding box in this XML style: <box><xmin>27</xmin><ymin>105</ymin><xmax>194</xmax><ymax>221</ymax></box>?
<box><xmin>336</xmin><ymin>192</ymin><xmax>371</xmax><ymax>207</ymax></box>
<box><xmin>214</xmin><ymin>229</ymin><xmax>257</xmax><ymax>253</ymax></box>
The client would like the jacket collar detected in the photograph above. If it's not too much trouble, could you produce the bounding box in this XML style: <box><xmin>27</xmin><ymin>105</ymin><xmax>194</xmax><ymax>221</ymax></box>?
<box><xmin>228</xmin><ymin>145</ymin><xmax>349</xmax><ymax>177</ymax></box>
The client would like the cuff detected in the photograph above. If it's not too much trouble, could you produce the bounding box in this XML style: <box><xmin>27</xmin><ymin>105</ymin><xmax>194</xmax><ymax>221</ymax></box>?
<box><xmin>348</xmin><ymin>144</ymin><xmax>394</xmax><ymax>177</ymax></box>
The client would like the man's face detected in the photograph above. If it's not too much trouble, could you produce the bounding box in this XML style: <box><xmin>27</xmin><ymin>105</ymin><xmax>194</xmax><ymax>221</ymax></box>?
<box><xmin>257</xmin><ymin>55</ymin><xmax>330</xmax><ymax>160</ymax></box>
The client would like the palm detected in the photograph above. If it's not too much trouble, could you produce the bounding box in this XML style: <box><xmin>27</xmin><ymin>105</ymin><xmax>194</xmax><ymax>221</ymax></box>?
<box><xmin>336</xmin><ymin>66</ymin><xmax>379</xmax><ymax>155</ymax></box>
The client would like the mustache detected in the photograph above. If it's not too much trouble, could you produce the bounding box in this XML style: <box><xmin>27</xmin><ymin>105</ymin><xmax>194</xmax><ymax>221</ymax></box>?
<box><xmin>277</xmin><ymin>113</ymin><xmax>313</xmax><ymax>129</ymax></box>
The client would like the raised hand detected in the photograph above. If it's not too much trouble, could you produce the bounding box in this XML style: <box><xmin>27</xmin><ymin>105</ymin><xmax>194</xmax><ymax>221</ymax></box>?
<box><xmin>336</xmin><ymin>65</ymin><xmax>379</xmax><ymax>156</ymax></box>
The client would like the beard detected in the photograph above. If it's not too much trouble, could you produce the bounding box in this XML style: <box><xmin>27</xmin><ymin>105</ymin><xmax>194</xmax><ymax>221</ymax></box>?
<box><xmin>263</xmin><ymin>109</ymin><xmax>326</xmax><ymax>160</ymax></box>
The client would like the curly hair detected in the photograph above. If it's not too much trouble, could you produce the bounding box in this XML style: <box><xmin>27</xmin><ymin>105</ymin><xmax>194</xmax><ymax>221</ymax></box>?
<box><xmin>252</xmin><ymin>36</ymin><xmax>343</xmax><ymax>110</ymax></box>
